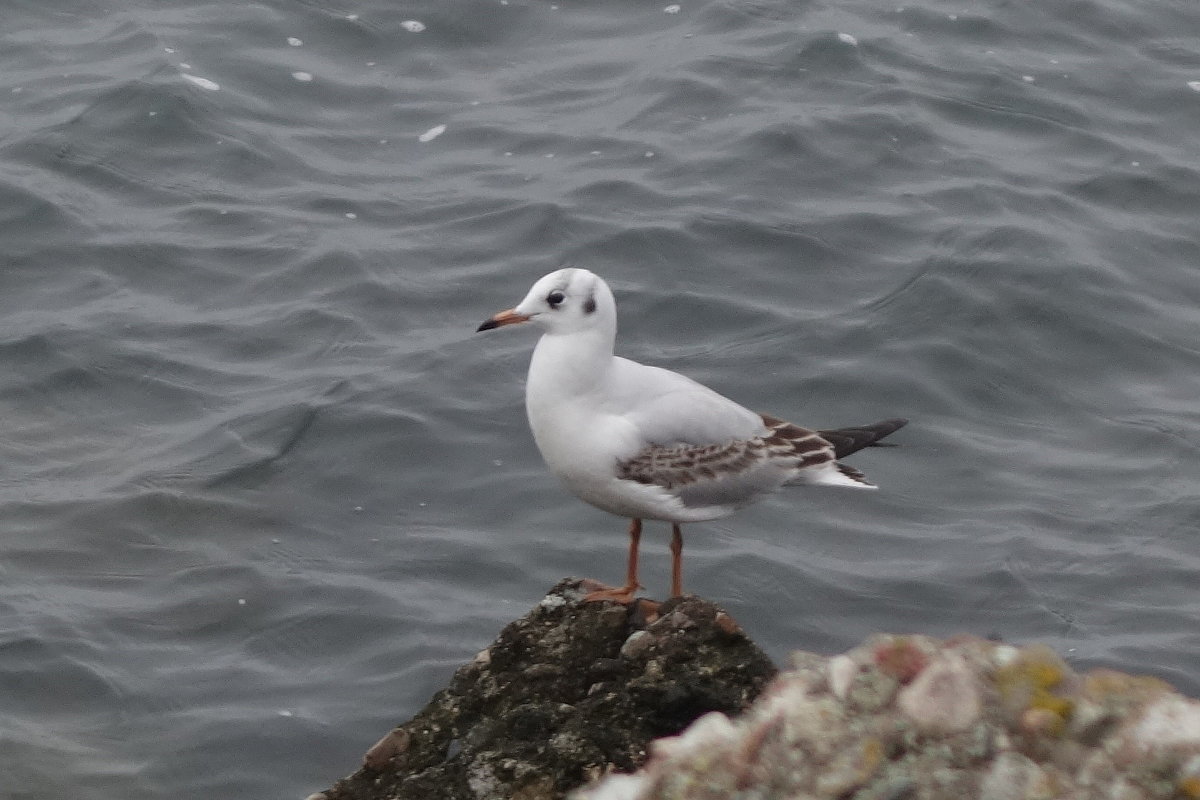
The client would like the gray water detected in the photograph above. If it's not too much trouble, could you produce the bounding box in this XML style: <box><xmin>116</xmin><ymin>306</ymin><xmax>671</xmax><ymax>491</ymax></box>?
<box><xmin>3</xmin><ymin>1</ymin><xmax>1199</xmax><ymax>797</ymax></box>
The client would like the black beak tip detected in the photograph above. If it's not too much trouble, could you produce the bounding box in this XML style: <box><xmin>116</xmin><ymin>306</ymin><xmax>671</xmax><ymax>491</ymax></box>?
<box><xmin>476</xmin><ymin>318</ymin><xmax>498</xmax><ymax>332</ymax></box>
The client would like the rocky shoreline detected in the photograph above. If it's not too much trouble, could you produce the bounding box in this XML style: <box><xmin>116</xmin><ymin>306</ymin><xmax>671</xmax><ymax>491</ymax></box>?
<box><xmin>310</xmin><ymin>580</ymin><xmax>1200</xmax><ymax>800</ymax></box>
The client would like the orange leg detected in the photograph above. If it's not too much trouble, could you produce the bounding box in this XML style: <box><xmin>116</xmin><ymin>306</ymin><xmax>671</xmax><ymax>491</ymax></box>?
<box><xmin>670</xmin><ymin>523</ymin><xmax>684</xmax><ymax>598</ymax></box>
<box><xmin>584</xmin><ymin>519</ymin><xmax>643</xmax><ymax>604</ymax></box>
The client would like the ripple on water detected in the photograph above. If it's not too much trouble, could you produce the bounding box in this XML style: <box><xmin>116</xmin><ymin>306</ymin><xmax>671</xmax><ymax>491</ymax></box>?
<box><xmin>3</xmin><ymin>0</ymin><xmax>1200</xmax><ymax>798</ymax></box>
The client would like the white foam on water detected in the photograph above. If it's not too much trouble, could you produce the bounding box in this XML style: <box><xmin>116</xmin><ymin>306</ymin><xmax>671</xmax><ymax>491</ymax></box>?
<box><xmin>419</xmin><ymin>124</ymin><xmax>446</xmax><ymax>142</ymax></box>
<box><xmin>182</xmin><ymin>73</ymin><xmax>220</xmax><ymax>91</ymax></box>
<box><xmin>402</xmin><ymin>20</ymin><xmax>426</xmax><ymax>32</ymax></box>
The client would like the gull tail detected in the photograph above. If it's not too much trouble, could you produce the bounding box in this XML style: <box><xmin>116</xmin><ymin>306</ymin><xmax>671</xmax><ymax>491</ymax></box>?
<box><xmin>761</xmin><ymin>415</ymin><xmax>907</xmax><ymax>490</ymax></box>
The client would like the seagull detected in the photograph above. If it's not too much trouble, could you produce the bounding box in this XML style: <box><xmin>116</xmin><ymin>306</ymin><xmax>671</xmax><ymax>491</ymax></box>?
<box><xmin>477</xmin><ymin>267</ymin><xmax>906</xmax><ymax>603</ymax></box>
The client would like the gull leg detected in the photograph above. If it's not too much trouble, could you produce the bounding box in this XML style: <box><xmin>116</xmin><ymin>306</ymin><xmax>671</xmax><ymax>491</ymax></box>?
<box><xmin>584</xmin><ymin>518</ymin><xmax>643</xmax><ymax>604</ymax></box>
<box><xmin>670</xmin><ymin>523</ymin><xmax>683</xmax><ymax>598</ymax></box>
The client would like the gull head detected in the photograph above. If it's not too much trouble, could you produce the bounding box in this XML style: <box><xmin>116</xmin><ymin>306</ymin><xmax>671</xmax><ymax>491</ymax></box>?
<box><xmin>476</xmin><ymin>267</ymin><xmax>615</xmax><ymax>336</ymax></box>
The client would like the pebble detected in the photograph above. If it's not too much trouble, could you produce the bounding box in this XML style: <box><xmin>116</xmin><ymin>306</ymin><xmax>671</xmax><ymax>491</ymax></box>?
<box><xmin>620</xmin><ymin>630</ymin><xmax>652</xmax><ymax>659</ymax></box>
<box><xmin>828</xmin><ymin>654</ymin><xmax>858</xmax><ymax>700</ymax></box>
<box><xmin>896</xmin><ymin>654</ymin><xmax>982</xmax><ymax>734</ymax></box>
<box><xmin>1133</xmin><ymin>695</ymin><xmax>1200</xmax><ymax>748</ymax></box>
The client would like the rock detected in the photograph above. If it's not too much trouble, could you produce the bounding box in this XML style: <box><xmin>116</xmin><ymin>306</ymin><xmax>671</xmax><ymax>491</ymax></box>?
<box><xmin>576</xmin><ymin>633</ymin><xmax>1200</xmax><ymax>800</ymax></box>
<box><xmin>313</xmin><ymin>585</ymin><xmax>1200</xmax><ymax>800</ymax></box>
<box><xmin>314</xmin><ymin>580</ymin><xmax>776</xmax><ymax>800</ymax></box>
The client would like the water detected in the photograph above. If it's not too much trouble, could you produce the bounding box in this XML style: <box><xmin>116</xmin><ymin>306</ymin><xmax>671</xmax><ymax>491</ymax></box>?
<box><xmin>3</xmin><ymin>0</ymin><xmax>1199</xmax><ymax>797</ymax></box>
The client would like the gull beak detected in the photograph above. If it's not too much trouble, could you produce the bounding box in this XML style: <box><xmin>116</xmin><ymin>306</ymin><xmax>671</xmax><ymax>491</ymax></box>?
<box><xmin>476</xmin><ymin>308</ymin><xmax>532</xmax><ymax>332</ymax></box>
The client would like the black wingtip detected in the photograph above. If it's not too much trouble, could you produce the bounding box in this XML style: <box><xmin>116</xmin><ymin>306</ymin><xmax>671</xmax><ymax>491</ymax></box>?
<box><xmin>818</xmin><ymin>418</ymin><xmax>909</xmax><ymax>459</ymax></box>
<box><xmin>865</xmin><ymin>418</ymin><xmax>908</xmax><ymax>447</ymax></box>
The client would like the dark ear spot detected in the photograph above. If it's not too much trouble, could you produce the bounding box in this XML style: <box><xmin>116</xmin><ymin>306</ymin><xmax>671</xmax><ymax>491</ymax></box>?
<box><xmin>583</xmin><ymin>292</ymin><xmax>596</xmax><ymax>314</ymax></box>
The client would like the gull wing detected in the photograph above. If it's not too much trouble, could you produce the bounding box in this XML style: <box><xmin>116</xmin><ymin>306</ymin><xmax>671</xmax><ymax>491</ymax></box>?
<box><xmin>604</xmin><ymin>357</ymin><xmax>766</xmax><ymax>448</ymax></box>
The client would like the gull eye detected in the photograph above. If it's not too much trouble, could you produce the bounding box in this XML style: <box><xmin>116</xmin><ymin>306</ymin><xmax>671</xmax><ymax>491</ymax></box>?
<box><xmin>546</xmin><ymin>290</ymin><xmax>566</xmax><ymax>308</ymax></box>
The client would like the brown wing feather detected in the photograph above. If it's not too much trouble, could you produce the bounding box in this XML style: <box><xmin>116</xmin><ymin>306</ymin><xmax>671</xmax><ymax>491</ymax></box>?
<box><xmin>616</xmin><ymin>416</ymin><xmax>835</xmax><ymax>492</ymax></box>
